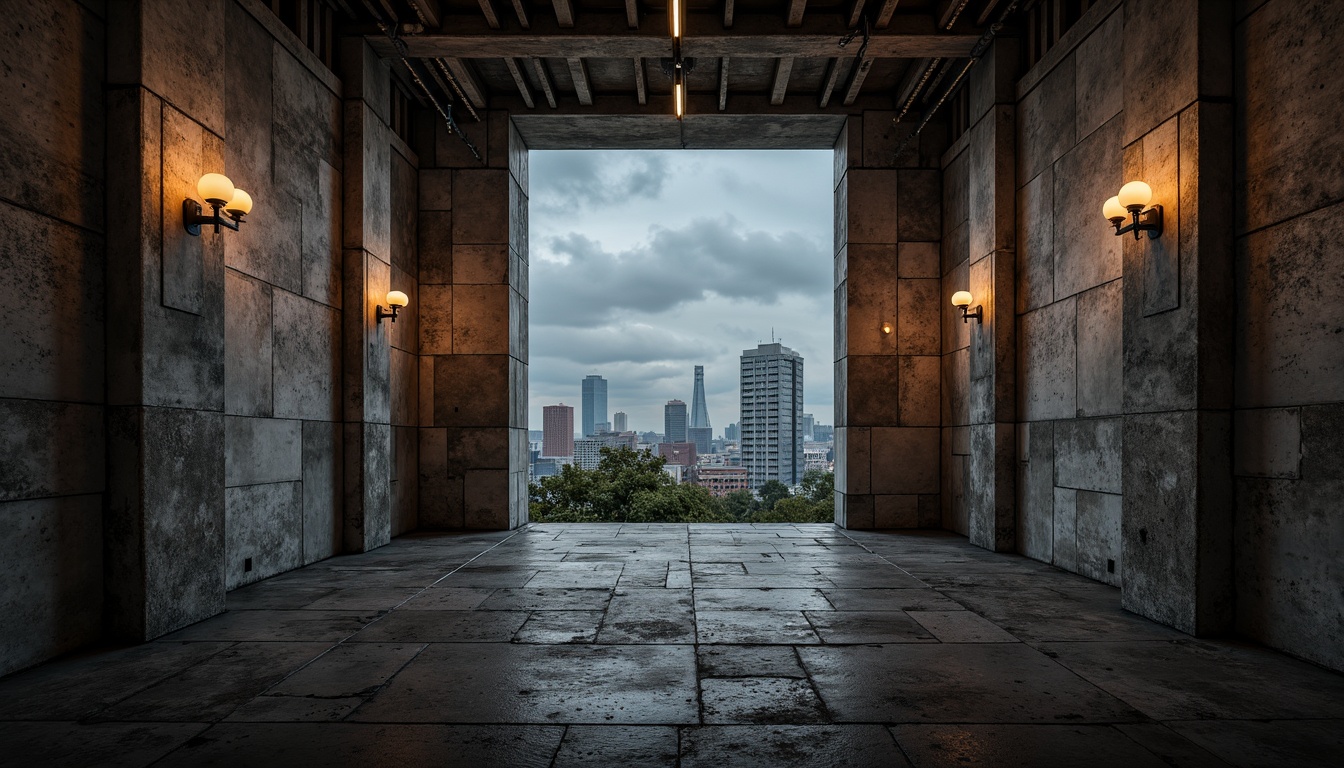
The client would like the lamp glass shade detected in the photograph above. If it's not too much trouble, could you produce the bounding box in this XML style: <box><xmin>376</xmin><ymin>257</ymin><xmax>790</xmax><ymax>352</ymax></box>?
<box><xmin>951</xmin><ymin>290</ymin><xmax>973</xmax><ymax>307</ymax></box>
<box><xmin>1102</xmin><ymin>196</ymin><xmax>1127</xmax><ymax>221</ymax></box>
<box><xmin>225</xmin><ymin>188</ymin><xmax>253</xmax><ymax>216</ymax></box>
<box><xmin>386</xmin><ymin>290</ymin><xmax>409</xmax><ymax>308</ymax></box>
<box><xmin>197</xmin><ymin>173</ymin><xmax>235</xmax><ymax>204</ymax></box>
<box><xmin>1117</xmin><ymin>180</ymin><xmax>1152</xmax><ymax>209</ymax></box>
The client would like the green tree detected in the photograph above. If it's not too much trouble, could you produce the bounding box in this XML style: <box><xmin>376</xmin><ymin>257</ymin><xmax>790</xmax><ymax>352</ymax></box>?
<box><xmin>529</xmin><ymin>447</ymin><xmax>671</xmax><ymax>523</ymax></box>
<box><xmin>628</xmin><ymin>483</ymin><xmax>732</xmax><ymax>523</ymax></box>
<box><xmin>721</xmin><ymin>489</ymin><xmax>757</xmax><ymax>522</ymax></box>
<box><xmin>756</xmin><ymin>480</ymin><xmax>792</xmax><ymax>511</ymax></box>
<box><xmin>800</xmin><ymin>470</ymin><xmax>835</xmax><ymax>504</ymax></box>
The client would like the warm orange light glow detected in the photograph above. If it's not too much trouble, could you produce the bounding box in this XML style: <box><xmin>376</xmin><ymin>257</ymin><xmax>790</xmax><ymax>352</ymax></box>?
<box><xmin>1102</xmin><ymin>196</ymin><xmax>1126</xmax><ymax>221</ymax></box>
<box><xmin>674</xmin><ymin>80</ymin><xmax>684</xmax><ymax>119</ymax></box>
<box><xmin>670</xmin><ymin>0</ymin><xmax>681</xmax><ymax>39</ymax></box>
<box><xmin>1117</xmin><ymin>180</ymin><xmax>1153</xmax><ymax>210</ymax></box>
<box><xmin>951</xmin><ymin>291</ymin><xmax>973</xmax><ymax>307</ymax></box>
<box><xmin>386</xmin><ymin>290</ymin><xmax>409</xmax><ymax>308</ymax></box>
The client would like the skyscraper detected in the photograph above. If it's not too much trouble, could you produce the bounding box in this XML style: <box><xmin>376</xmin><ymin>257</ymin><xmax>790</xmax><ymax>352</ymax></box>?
<box><xmin>802</xmin><ymin>413</ymin><xmax>815</xmax><ymax>441</ymax></box>
<box><xmin>663</xmin><ymin>399</ymin><xmax>688</xmax><ymax>443</ymax></box>
<box><xmin>612</xmin><ymin>411</ymin><xmax>628</xmax><ymax>432</ymax></box>
<box><xmin>739</xmin><ymin>342</ymin><xmax>804</xmax><ymax>488</ymax></box>
<box><xmin>542</xmin><ymin>404</ymin><xmax>574</xmax><ymax>458</ymax></box>
<box><xmin>581</xmin><ymin>375</ymin><xmax>607</xmax><ymax>437</ymax></box>
<box><xmin>690</xmin><ymin>365</ymin><xmax>711</xmax><ymax>429</ymax></box>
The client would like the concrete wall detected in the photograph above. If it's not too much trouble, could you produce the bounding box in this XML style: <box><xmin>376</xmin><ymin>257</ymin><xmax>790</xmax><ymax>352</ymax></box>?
<box><xmin>416</xmin><ymin>111</ymin><xmax>530</xmax><ymax>530</ymax></box>
<box><xmin>1231</xmin><ymin>0</ymin><xmax>1344</xmax><ymax>670</ymax></box>
<box><xmin>0</xmin><ymin>0</ymin><xmax>107</xmax><ymax>677</ymax></box>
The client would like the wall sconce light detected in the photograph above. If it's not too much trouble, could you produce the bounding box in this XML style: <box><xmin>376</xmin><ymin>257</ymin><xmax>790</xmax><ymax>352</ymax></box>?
<box><xmin>951</xmin><ymin>291</ymin><xmax>982</xmax><ymax>324</ymax></box>
<box><xmin>377</xmin><ymin>290</ymin><xmax>409</xmax><ymax>323</ymax></box>
<box><xmin>881</xmin><ymin>321</ymin><xmax>893</xmax><ymax>335</ymax></box>
<box><xmin>184</xmin><ymin>173</ymin><xmax>253</xmax><ymax>236</ymax></box>
<box><xmin>1103</xmin><ymin>180</ymin><xmax>1163</xmax><ymax>240</ymax></box>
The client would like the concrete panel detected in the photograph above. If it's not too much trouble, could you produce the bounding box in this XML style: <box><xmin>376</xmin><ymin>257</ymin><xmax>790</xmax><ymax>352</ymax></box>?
<box><xmin>434</xmin><ymin>354</ymin><xmax>510</xmax><ymax>427</ymax></box>
<box><xmin>419</xmin><ymin>210</ymin><xmax>453</xmax><ymax>285</ymax></box>
<box><xmin>390</xmin><ymin>152</ymin><xmax>418</xmax><ymax>277</ymax></box>
<box><xmin>223</xmin><ymin>0</ymin><xmax>272</xmax><ymax>197</ymax></box>
<box><xmin>120</xmin><ymin>0</ymin><xmax>225</xmax><ymax>135</ymax></box>
<box><xmin>343</xmin><ymin>104</ymin><xmax>392</xmax><ymax>263</ymax></box>
<box><xmin>833</xmin><ymin>169</ymin><xmax>849</xmax><ymax>250</ymax></box>
<box><xmin>1076</xmin><ymin>280</ymin><xmax>1123</xmax><ymax>417</ymax></box>
<box><xmin>1122</xmin><ymin>0</ymin><xmax>1202</xmax><ymax>146</ymax></box>
<box><xmin>1236</xmin><ymin>0</ymin><xmax>1344</xmax><ymax>233</ymax></box>
<box><xmin>845</xmin><ymin>356</ymin><xmax>900</xmax><ymax>427</ymax></box>
<box><xmin>837</xmin><ymin>426</ymin><xmax>870</xmax><ymax>495</ymax></box>
<box><xmin>510</xmin><ymin>176</ymin><xmax>529</xmax><ymax>259</ymax></box>
<box><xmin>0</xmin><ymin>205</ymin><xmax>104</xmax><ymax>403</ymax></box>
<box><xmin>391</xmin><ymin>348</ymin><xmax>418</xmax><ymax>428</ymax></box>
<box><xmin>897</xmin><ymin>242</ymin><xmax>940</xmax><ymax>279</ymax></box>
<box><xmin>1017</xmin><ymin>56</ymin><xmax>1075</xmax><ymax>185</ymax></box>
<box><xmin>393</xmin><ymin>425</ymin><xmax>419</xmax><ymax>536</ymax></box>
<box><xmin>898</xmin><ymin>279</ymin><xmax>940</xmax><ymax>356</ymax></box>
<box><xmin>1235</xmin><ymin>200</ymin><xmax>1344</xmax><ymax>407</ymax></box>
<box><xmin>1053</xmin><ymin>486</ymin><xmax>1077</xmax><ymax>571</ymax></box>
<box><xmin>942</xmin><ymin>150</ymin><xmax>969</xmax><ymax>237</ymax></box>
<box><xmin>509</xmin><ymin>287</ymin><xmax>528</xmax><ymax>365</ymax></box>
<box><xmin>942</xmin><ymin>259</ymin><xmax>970</xmax><ymax>355</ymax></box>
<box><xmin>389</xmin><ymin>265</ymin><xmax>418</xmax><ymax>355</ymax></box>
<box><xmin>1054</xmin><ymin>417</ymin><xmax>1123</xmax><ymax>494</ymax></box>
<box><xmin>968</xmin><ymin>107</ymin><xmax>1014</xmax><ymax>260</ymax></box>
<box><xmin>845</xmin><ymin>244</ymin><xmax>898</xmax><ymax>357</ymax></box>
<box><xmin>1052</xmin><ymin>115</ymin><xmax>1122</xmax><ymax>300</ymax></box>
<box><xmin>275</xmin><ymin>39</ymin><xmax>341</xmax><ymax>170</ymax></box>
<box><xmin>1016</xmin><ymin>166</ymin><xmax>1054</xmax><ymax>313</ymax></box>
<box><xmin>941</xmin><ymin>347</ymin><xmax>969</xmax><ymax>427</ymax></box>
<box><xmin>1136</xmin><ymin>116</ymin><xmax>1182</xmax><ymax>317</ymax></box>
<box><xmin>0</xmin><ymin>0</ymin><xmax>104</xmax><ymax>231</ymax></box>
<box><xmin>453</xmin><ymin>285</ymin><xmax>511</xmax><ymax>355</ymax></box>
<box><xmin>454</xmin><ymin>244</ymin><xmax>510</xmax><ymax>285</ymax></box>
<box><xmin>344</xmin><ymin>421</ymin><xmax>392</xmax><ymax>552</ymax></box>
<box><xmin>453</xmin><ymin>170</ymin><xmax>510</xmax><ymax>245</ymax></box>
<box><xmin>1076</xmin><ymin>490</ymin><xmax>1122</xmax><ymax>587</ymax></box>
<box><xmin>0</xmin><ymin>494</ymin><xmax>102</xmax><ymax>677</ymax></box>
<box><xmin>0</xmin><ymin>401</ymin><xmax>103</xmax><ymax>502</ymax></box>
<box><xmin>509</xmin><ymin>356</ymin><xmax>528</xmax><ymax>430</ymax></box>
<box><xmin>870</xmin><ymin>427</ymin><xmax>939</xmax><ymax>495</ymax></box>
<box><xmin>897</xmin><ymin>170</ymin><xmax>941</xmax><ymax>242</ymax></box>
<box><xmin>898</xmin><ymin>356</ymin><xmax>940</xmax><ymax>428</ymax></box>
<box><xmin>303</xmin><ymin>160</ymin><xmax>342</xmax><ymax>308</ymax></box>
<box><xmin>342</xmin><ymin>37</ymin><xmax>391</xmax><ymax>124</ymax></box>
<box><xmin>420</xmin><ymin>169</ymin><xmax>452</xmax><ymax>211</ymax></box>
<box><xmin>465</xmin><ymin>469</ymin><xmax>510</xmax><ymax>529</ymax></box>
<box><xmin>1074</xmin><ymin>9</ymin><xmax>1123</xmax><ymax>141</ymax></box>
<box><xmin>225</xmin><ymin>416</ymin><xmax>302</xmax><ymax>487</ymax></box>
<box><xmin>1017</xmin><ymin>421</ymin><xmax>1055</xmax><ymax>563</ymax></box>
<box><xmin>302</xmin><ymin>420</ymin><xmax>342</xmax><ymax>565</ymax></box>
<box><xmin>420</xmin><ymin>285</ymin><xmax>453</xmax><ymax>355</ymax></box>
<box><xmin>844</xmin><ymin>170</ymin><xmax>899</xmax><ymax>244</ymax></box>
<box><xmin>968</xmin><ymin>422</ymin><xmax>1015</xmax><ymax>552</ymax></box>
<box><xmin>968</xmin><ymin>39</ymin><xmax>1017</xmax><ymax>124</ymax></box>
<box><xmin>1018</xmin><ymin>299</ymin><xmax>1077</xmax><ymax>421</ymax></box>
<box><xmin>226</xmin><ymin>165</ymin><xmax>303</xmax><ymax>295</ymax></box>
<box><xmin>1233</xmin><ymin>408</ymin><xmax>1301</xmax><ymax>479</ymax></box>
<box><xmin>273</xmin><ymin>291</ymin><xmax>340</xmax><ymax>422</ymax></box>
<box><xmin>874</xmin><ymin>495</ymin><xmax>919</xmax><ymax>528</ymax></box>
<box><xmin>225</xmin><ymin>271</ymin><xmax>272</xmax><ymax>419</ymax></box>
<box><xmin>140</xmin><ymin>233</ymin><xmax>227</xmax><ymax>413</ymax></box>
<box><xmin>419</xmin><ymin>427</ymin><xmax>462</xmax><ymax>529</ymax></box>
<box><xmin>159</xmin><ymin>105</ymin><xmax>209</xmax><ymax>314</ymax></box>
<box><xmin>225</xmin><ymin>481</ymin><xmax>302</xmax><ymax>590</ymax></box>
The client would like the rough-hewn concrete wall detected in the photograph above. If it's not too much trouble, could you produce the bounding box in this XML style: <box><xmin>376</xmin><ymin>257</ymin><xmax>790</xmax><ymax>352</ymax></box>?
<box><xmin>0</xmin><ymin>0</ymin><xmax>107</xmax><ymax>677</ymax></box>
<box><xmin>417</xmin><ymin>110</ymin><xmax>529</xmax><ymax>529</ymax></box>
<box><xmin>1232</xmin><ymin>0</ymin><xmax>1344</xmax><ymax>670</ymax></box>
<box><xmin>1010</xmin><ymin>1</ymin><xmax>1126</xmax><ymax>587</ymax></box>
<box><xmin>834</xmin><ymin>113</ymin><xmax>943</xmax><ymax>529</ymax></box>
<box><xmin>222</xmin><ymin>1</ymin><xmax>344</xmax><ymax>589</ymax></box>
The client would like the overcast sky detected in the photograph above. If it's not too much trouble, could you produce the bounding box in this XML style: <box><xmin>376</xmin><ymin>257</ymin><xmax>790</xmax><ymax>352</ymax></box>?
<box><xmin>528</xmin><ymin>150</ymin><xmax>833</xmax><ymax>437</ymax></box>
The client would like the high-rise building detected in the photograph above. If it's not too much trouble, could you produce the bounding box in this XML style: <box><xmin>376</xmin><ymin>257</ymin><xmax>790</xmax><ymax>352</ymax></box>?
<box><xmin>581</xmin><ymin>375</ymin><xmax>607</xmax><ymax>437</ymax></box>
<box><xmin>724</xmin><ymin>422</ymin><xmax>739</xmax><ymax>442</ymax></box>
<box><xmin>688</xmin><ymin>427</ymin><xmax>713</xmax><ymax>455</ymax></box>
<box><xmin>802</xmin><ymin>413</ymin><xmax>815</xmax><ymax>441</ymax></box>
<box><xmin>542</xmin><ymin>404</ymin><xmax>575</xmax><ymax>458</ymax></box>
<box><xmin>573</xmin><ymin>433</ymin><xmax>638</xmax><ymax>470</ymax></box>
<box><xmin>739</xmin><ymin>342</ymin><xmax>804</xmax><ymax>488</ymax></box>
<box><xmin>612</xmin><ymin>411</ymin><xmax>628</xmax><ymax>432</ymax></box>
<box><xmin>663</xmin><ymin>399</ymin><xmax>688</xmax><ymax>443</ymax></box>
<box><xmin>690</xmin><ymin>365</ymin><xmax>711</xmax><ymax>429</ymax></box>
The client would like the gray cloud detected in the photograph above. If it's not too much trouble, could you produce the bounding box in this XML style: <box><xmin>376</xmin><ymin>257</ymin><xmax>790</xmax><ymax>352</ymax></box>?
<box><xmin>530</xmin><ymin>152</ymin><xmax>670</xmax><ymax>214</ymax></box>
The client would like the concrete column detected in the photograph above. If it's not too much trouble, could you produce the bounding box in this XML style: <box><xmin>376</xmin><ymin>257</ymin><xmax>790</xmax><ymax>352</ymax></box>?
<box><xmin>340</xmin><ymin>39</ymin><xmax>394</xmax><ymax>552</ymax></box>
<box><xmin>417</xmin><ymin>110</ymin><xmax>529</xmax><ymax>530</ymax></box>
<box><xmin>963</xmin><ymin>40</ymin><xmax>1019</xmax><ymax>552</ymax></box>
<box><xmin>1119</xmin><ymin>0</ymin><xmax>1235</xmax><ymax>634</ymax></box>
<box><xmin>834</xmin><ymin>113</ymin><xmax>943</xmax><ymax>529</ymax></box>
<box><xmin>104</xmin><ymin>0</ymin><xmax>228</xmax><ymax>640</ymax></box>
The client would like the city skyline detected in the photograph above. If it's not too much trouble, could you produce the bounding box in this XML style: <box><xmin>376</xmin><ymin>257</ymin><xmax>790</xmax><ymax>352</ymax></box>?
<box><xmin>527</xmin><ymin>150</ymin><xmax>833</xmax><ymax>434</ymax></box>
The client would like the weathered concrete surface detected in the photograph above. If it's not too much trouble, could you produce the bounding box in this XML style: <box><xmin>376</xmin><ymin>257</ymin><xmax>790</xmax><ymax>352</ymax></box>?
<box><xmin>225</xmin><ymin>482</ymin><xmax>303</xmax><ymax>589</ymax></box>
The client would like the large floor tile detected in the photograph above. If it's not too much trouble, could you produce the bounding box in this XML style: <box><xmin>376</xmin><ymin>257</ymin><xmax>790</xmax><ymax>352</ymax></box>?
<box><xmin>679</xmin><ymin>725</ymin><xmax>910</xmax><ymax>767</ymax></box>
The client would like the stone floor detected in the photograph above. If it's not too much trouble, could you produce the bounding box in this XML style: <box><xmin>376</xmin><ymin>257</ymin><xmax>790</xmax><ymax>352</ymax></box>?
<box><xmin>1</xmin><ymin>524</ymin><xmax>1342</xmax><ymax>767</ymax></box>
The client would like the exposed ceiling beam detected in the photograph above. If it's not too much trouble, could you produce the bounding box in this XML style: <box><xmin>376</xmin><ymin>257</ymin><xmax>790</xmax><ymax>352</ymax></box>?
<box><xmin>786</xmin><ymin>0</ymin><xmax>807</xmax><ymax>27</ymax></box>
<box><xmin>724</xmin><ymin>0</ymin><xmax>734</xmax><ymax>28</ymax></box>
<box><xmin>567</xmin><ymin>57</ymin><xmax>593</xmax><ymax>105</ymax></box>
<box><xmin>977</xmin><ymin>0</ymin><xmax>1006</xmax><ymax>25</ymax></box>
<box><xmin>893</xmin><ymin>56</ymin><xmax>937</xmax><ymax>115</ymax></box>
<box><xmin>443</xmin><ymin>58</ymin><xmax>488</xmax><ymax>109</ymax></box>
<box><xmin>553</xmin><ymin>0</ymin><xmax>575</xmax><ymax>28</ymax></box>
<box><xmin>718</xmin><ymin>57</ymin><xmax>730</xmax><ymax>111</ymax></box>
<box><xmin>406</xmin><ymin>0</ymin><xmax>441</xmax><ymax>27</ymax></box>
<box><xmin>938</xmin><ymin>0</ymin><xmax>972</xmax><ymax>29</ymax></box>
<box><xmin>840</xmin><ymin>56</ymin><xmax>873</xmax><ymax>106</ymax></box>
<box><xmin>874</xmin><ymin>0</ymin><xmax>900</xmax><ymax>28</ymax></box>
<box><xmin>476</xmin><ymin>0</ymin><xmax>501</xmax><ymax>29</ymax></box>
<box><xmin>846</xmin><ymin>0</ymin><xmax>867</xmax><ymax>27</ymax></box>
<box><xmin>817</xmin><ymin>57</ymin><xmax>842</xmax><ymax>108</ymax></box>
<box><xmin>626</xmin><ymin>0</ymin><xmax>639</xmax><ymax>28</ymax></box>
<box><xmin>510</xmin><ymin>0</ymin><xmax>531</xmax><ymax>28</ymax></box>
<box><xmin>503</xmin><ymin>57</ymin><xmax>535</xmax><ymax>108</ymax></box>
<box><xmin>530</xmin><ymin>57</ymin><xmax>558</xmax><ymax>108</ymax></box>
<box><xmin>634</xmin><ymin>57</ymin><xmax>647</xmax><ymax>105</ymax></box>
<box><xmin>770</xmin><ymin>57</ymin><xmax>794</xmax><ymax>106</ymax></box>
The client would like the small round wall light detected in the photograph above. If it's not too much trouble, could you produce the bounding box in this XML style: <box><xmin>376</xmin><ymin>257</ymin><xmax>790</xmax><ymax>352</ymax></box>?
<box><xmin>377</xmin><ymin>290</ymin><xmax>409</xmax><ymax>324</ymax></box>
<box><xmin>951</xmin><ymin>290</ymin><xmax>982</xmax><ymax>324</ymax></box>
<box><xmin>184</xmin><ymin>173</ymin><xmax>254</xmax><ymax>236</ymax></box>
<box><xmin>1103</xmin><ymin>180</ymin><xmax>1163</xmax><ymax>239</ymax></box>
<box><xmin>881</xmin><ymin>322</ymin><xmax>893</xmax><ymax>335</ymax></box>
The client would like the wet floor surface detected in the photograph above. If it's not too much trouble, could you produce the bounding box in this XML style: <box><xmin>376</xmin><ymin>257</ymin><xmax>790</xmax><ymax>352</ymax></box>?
<box><xmin>1</xmin><ymin>524</ymin><xmax>1341</xmax><ymax>766</ymax></box>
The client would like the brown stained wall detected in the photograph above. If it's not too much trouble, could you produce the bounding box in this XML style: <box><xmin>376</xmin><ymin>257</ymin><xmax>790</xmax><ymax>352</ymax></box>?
<box><xmin>1231</xmin><ymin>0</ymin><xmax>1344</xmax><ymax>670</ymax></box>
<box><xmin>0</xmin><ymin>0</ymin><xmax>106</xmax><ymax>677</ymax></box>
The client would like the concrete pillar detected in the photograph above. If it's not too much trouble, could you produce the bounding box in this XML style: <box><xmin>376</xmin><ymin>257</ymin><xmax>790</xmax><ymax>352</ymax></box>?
<box><xmin>963</xmin><ymin>40</ymin><xmax>1019</xmax><ymax>552</ymax></box>
<box><xmin>834</xmin><ymin>113</ymin><xmax>943</xmax><ymax>529</ymax></box>
<box><xmin>1119</xmin><ymin>0</ymin><xmax>1235</xmax><ymax>635</ymax></box>
<box><xmin>340</xmin><ymin>39</ymin><xmax>395</xmax><ymax>552</ymax></box>
<box><xmin>417</xmin><ymin>110</ymin><xmax>529</xmax><ymax>530</ymax></box>
<box><xmin>104</xmin><ymin>0</ymin><xmax>228</xmax><ymax>640</ymax></box>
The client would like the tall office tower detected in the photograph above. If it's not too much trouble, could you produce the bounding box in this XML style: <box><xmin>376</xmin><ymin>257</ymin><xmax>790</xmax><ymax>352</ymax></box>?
<box><xmin>542</xmin><ymin>403</ymin><xmax>575</xmax><ymax>458</ymax></box>
<box><xmin>690</xmin><ymin>365</ymin><xmax>711</xmax><ymax>429</ymax></box>
<box><xmin>581</xmin><ymin>375</ymin><xmax>607</xmax><ymax>437</ymax></box>
<box><xmin>664</xmin><ymin>399</ymin><xmax>688</xmax><ymax>443</ymax></box>
<box><xmin>688</xmin><ymin>427</ymin><xmax>713</xmax><ymax>455</ymax></box>
<box><xmin>724</xmin><ymin>422</ymin><xmax>739</xmax><ymax>442</ymax></box>
<box><xmin>739</xmin><ymin>342</ymin><xmax>804</xmax><ymax>488</ymax></box>
<box><xmin>612</xmin><ymin>411</ymin><xmax>628</xmax><ymax>432</ymax></box>
<box><xmin>802</xmin><ymin>413</ymin><xmax>815</xmax><ymax>440</ymax></box>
